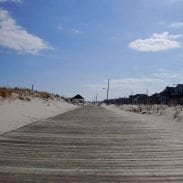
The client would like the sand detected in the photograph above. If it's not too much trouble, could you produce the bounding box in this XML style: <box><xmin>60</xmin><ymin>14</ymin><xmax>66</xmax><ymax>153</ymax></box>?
<box><xmin>103</xmin><ymin>104</ymin><xmax>183</xmax><ymax>137</ymax></box>
<box><xmin>0</xmin><ymin>98</ymin><xmax>78</xmax><ymax>134</ymax></box>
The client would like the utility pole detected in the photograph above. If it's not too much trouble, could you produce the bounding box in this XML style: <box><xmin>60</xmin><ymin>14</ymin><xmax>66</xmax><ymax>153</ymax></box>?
<box><xmin>31</xmin><ymin>84</ymin><xmax>34</xmax><ymax>92</ymax></box>
<box><xmin>107</xmin><ymin>79</ymin><xmax>110</xmax><ymax>105</ymax></box>
<box><xmin>96</xmin><ymin>94</ymin><xmax>98</xmax><ymax>104</ymax></box>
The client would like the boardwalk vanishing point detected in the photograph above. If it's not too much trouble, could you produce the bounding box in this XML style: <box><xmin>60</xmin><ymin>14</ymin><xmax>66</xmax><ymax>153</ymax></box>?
<box><xmin>0</xmin><ymin>106</ymin><xmax>183</xmax><ymax>182</ymax></box>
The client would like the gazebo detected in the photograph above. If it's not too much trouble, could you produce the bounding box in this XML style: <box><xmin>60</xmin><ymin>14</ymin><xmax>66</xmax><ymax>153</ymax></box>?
<box><xmin>71</xmin><ymin>94</ymin><xmax>84</xmax><ymax>105</ymax></box>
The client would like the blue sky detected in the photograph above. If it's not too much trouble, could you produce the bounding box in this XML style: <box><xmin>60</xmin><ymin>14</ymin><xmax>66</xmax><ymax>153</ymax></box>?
<box><xmin>1</xmin><ymin>0</ymin><xmax>183</xmax><ymax>100</ymax></box>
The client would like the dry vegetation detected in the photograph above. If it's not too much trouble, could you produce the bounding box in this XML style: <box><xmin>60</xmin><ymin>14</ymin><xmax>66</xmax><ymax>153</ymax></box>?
<box><xmin>0</xmin><ymin>87</ymin><xmax>66</xmax><ymax>102</ymax></box>
<box><xmin>117</xmin><ymin>104</ymin><xmax>183</xmax><ymax>121</ymax></box>
<box><xmin>0</xmin><ymin>88</ymin><xmax>12</xmax><ymax>98</ymax></box>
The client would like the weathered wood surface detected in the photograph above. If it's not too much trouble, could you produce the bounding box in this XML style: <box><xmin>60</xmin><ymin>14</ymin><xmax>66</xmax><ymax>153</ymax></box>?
<box><xmin>0</xmin><ymin>106</ymin><xmax>183</xmax><ymax>182</ymax></box>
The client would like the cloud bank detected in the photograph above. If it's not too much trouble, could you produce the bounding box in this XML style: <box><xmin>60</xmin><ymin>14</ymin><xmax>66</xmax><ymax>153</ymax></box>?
<box><xmin>0</xmin><ymin>9</ymin><xmax>49</xmax><ymax>54</ymax></box>
<box><xmin>85</xmin><ymin>69</ymin><xmax>183</xmax><ymax>98</ymax></box>
<box><xmin>129</xmin><ymin>32</ymin><xmax>182</xmax><ymax>52</ymax></box>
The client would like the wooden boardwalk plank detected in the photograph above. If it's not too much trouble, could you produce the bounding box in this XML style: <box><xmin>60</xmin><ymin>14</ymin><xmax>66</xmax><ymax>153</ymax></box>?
<box><xmin>0</xmin><ymin>106</ymin><xmax>183</xmax><ymax>182</ymax></box>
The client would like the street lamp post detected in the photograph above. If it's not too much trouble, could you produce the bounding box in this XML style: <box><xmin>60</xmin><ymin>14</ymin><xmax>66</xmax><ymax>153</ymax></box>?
<box><xmin>103</xmin><ymin>79</ymin><xmax>110</xmax><ymax>105</ymax></box>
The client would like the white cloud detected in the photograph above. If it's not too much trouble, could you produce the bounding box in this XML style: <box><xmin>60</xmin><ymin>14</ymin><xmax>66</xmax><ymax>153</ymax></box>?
<box><xmin>129</xmin><ymin>32</ymin><xmax>182</xmax><ymax>52</ymax></box>
<box><xmin>0</xmin><ymin>9</ymin><xmax>50</xmax><ymax>54</ymax></box>
<box><xmin>170</xmin><ymin>21</ymin><xmax>183</xmax><ymax>28</ymax></box>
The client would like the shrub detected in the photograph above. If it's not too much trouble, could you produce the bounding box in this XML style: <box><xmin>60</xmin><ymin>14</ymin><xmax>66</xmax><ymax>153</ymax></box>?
<box><xmin>25</xmin><ymin>97</ymin><xmax>31</xmax><ymax>101</ymax></box>
<box><xmin>18</xmin><ymin>96</ymin><xmax>24</xmax><ymax>100</ymax></box>
<box><xmin>39</xmin><ymin>92</ymin><xmax>51</xmax><ymax>99</ymax></box>
<box><xmin>0</xmin><ymin>88</ymin><xmax>11</xmax><ymax>98</ymax></box>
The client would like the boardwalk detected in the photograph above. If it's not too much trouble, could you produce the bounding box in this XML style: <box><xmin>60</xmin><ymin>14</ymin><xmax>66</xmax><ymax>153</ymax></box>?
<box><xmin>0</xmin><ymin>106</ymin><xmax>183</xmax><ymax>182</ymax></box>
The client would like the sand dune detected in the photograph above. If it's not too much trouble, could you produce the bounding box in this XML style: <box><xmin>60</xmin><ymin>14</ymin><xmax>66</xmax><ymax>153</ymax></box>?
<box><xmin>0</xmin><ymin>88</ymin><xmax>77</xmax><ymax>134</ymax></box>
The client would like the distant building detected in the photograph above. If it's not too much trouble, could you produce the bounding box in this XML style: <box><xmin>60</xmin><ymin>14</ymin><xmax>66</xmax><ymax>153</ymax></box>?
<box><xmin>175</xmin><ymin>84</ymin><xmax>183</xmax><ymax>96</ymax></box>
<box><xmin>157</xmin><ymin>87</ymin><xmax>175</xmax><ymax>104</ymax></box>
<box><xmin>149</xmin><ymin>93</ymin><xmax>159</xmax><ymax>104</ymax></box>
<box><xmin>102</xmin><ymin>83</ymin><xmax>183</xmax><ymax>105</ymax></box>
<box><xmin>116</xmin><ymin>97</ymin><xmax>129</xmax><ymax>105</ymax></box>
<box><xmin>71</xmin><ymin>94</ymin><xmax>84</xmax><ymax>105</ymax></box>
<box><xmin>129</xmin><ymin>94</ymin><xmax>148</xmax><ymax>104</ymax></box>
